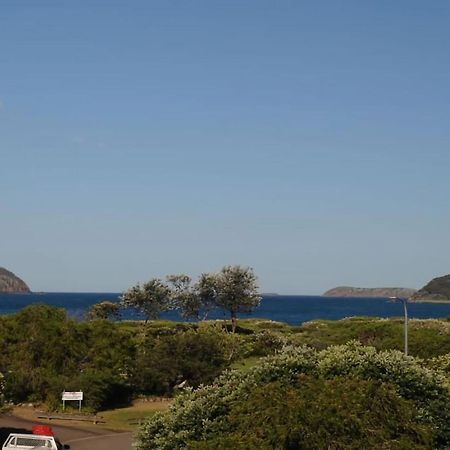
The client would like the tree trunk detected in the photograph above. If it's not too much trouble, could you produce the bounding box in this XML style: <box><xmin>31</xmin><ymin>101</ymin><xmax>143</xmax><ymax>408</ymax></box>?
<box><xmin>231</xmin><ymin>312</ymin><xmax>237</xmax><ymax>333</ymax></box>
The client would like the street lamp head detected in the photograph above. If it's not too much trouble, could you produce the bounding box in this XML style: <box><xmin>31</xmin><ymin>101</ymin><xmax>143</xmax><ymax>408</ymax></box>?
<box><xmin>389</xmin><ymin>296</ymin><xmax>409</xmax><ymax>304</ymax></box>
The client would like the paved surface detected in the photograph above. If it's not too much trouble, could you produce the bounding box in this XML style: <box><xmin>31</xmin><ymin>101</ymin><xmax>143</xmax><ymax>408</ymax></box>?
<box><xmin>63</xmin><ymin>431</ymin><xmax>133</xmax><ymax>450</ymax></box>
<box><xmin>0</xmin><ymin>414</ymin><xmax>133</xmax><ymax>450</ymax></box>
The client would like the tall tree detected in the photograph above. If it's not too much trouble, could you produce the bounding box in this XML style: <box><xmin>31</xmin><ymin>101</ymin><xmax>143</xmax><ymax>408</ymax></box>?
<box><xmin>195</xmin><ymin>272</ymin><xmax>220</xmax><ymax>320</ymax></box>
<box><xmin>166</xmin><ymin>274</ymin><xmax>197</xmax><ymax>320</ymax></box>
<box><xmin>214</xmin><ymin>265</ymin><xmax>261</xmax><ymax>332</ymax></box>
<box><xmin>120</xmin><ymin>279</ymin><xmax>172</xmax><ymax>323</ymax></box>
<box><xmin>167</xmin><ymin>273</ymin><xmax>217</xmax><ymax>321</ymax></box>
<box><xmin>85</xmin><ymin>301</ymin><xmax>121</xmax><ymax>321</ymax></box>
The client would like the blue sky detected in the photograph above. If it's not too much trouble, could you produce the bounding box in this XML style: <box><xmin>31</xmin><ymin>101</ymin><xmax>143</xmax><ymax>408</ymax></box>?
<box><xmin>1</xmin><ymin>1</ymin><xmax>450</xmax><ymax>293</ymax></box>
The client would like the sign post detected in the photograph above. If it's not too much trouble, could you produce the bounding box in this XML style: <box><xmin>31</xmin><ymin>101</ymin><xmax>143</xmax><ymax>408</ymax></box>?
<box><xmin>62</xmin><ymin>391</ymin><xmax>83</xmax><ymax>412</ymax></box>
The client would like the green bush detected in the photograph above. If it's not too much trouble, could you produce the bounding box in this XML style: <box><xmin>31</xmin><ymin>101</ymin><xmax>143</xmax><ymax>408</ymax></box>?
<box><xmin>295</xmin><ymin>318</ymin><xmax>450</xmax><ymax>358</ymax></box>
<box><xmin>131</xmin><ymin>326</ymin><xmax>241</xmax><ymax>395</ymax></box>
<box><xmin>247</xmin><ymin>330</ymin><xmax>286</xmax><ymax>356</ymax></box>
<box><xmin>188</xmin><ymin>376</ymin><xmax>433</xmax><ymax>449</ymax></box>
<box><xmin>0</xmin><ymin>371</ymin><xmax>4</xmax><ymax>408</ymax></box>
<box><xmin>67</xmin><ymin>369</ymin><xmax>131</xmax><ymax>411</ymax></box>
<box><xmin>136</xmin><ymin>342</ymin><xmax>450</xmax><ymax>449</ymax></box>
<box><xmin>0</xmin><ymin>305</ymin><xmax>135</xmax><ymax>410</ymax></box>
<box><xmin>0</xmin><ymin>306</ymin><xmax>248</xmax><ymax>409</ymax></box>
<box><xmin>428</xmin><ymin>353</ymin><xmax>450</xmax><ymax>374</ymax></box>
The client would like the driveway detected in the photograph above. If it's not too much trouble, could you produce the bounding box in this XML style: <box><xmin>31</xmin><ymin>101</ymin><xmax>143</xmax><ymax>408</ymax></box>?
<box><xmin>0</xmin><ymin>414</ymin><xmax>133</xmax><ymax>450</ymax></box>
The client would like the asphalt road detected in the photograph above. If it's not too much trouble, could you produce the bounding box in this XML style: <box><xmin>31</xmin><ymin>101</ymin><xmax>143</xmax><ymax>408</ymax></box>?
<box><xmin>0</xmin><ymin>414</ymin><xmax>133</xmax><ymax>450</ymax></box>
<box><xmin>63</xmin><ymin>431</ymin><xmax>133</xmax><ymax>450</ymax></box>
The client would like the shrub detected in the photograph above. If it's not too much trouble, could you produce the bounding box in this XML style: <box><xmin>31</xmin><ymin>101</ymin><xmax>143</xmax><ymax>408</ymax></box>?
<box><xmin>295</xmin><ymin>318</ymin><xmax>450</xmax><ymax>358</ymax></box>
<box><xmin>131</xmin><ymin>326</ymin><xmax>242</xmax><ymax>395</ymax></box>
<box><xmin>136</xmin><ymin>342</ymin><xmax>450</xmax><ymax>449</ymax></box>
<box><xmin>68</xmin><ymin>369</ymin><xmax>131</xmax><ymax>411</ymax></box>
<box><xmin>188</xmin><ymin>376</ymin><xmax>433</xmax><ymax>449</ymax></box>
<box><xmin>247</xmin><ymin>330</ymin><xmax>287</xmax><ymax>356</ymax></box>
<box><xmin>0</xmin><ymin>306</ymin><xmax>247</xmax><ymax>409</ymax></box>
<box><xmin>0</xmin><ymin>305</ymin><xmax>135</xmax><ymax>409</ymax></box>
<box><xmin>428</xmin><ymin>353</ymin><xmax>450</xmax><ymax>374</ymax></box>
<box><xmin>0</xmin><ymin>371</ymin><xmax>4</xmax><ymax>408</ymax></box>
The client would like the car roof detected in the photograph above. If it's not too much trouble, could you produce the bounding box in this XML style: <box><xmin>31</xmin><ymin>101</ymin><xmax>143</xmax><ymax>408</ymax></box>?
<box><xmin>7</xmin><ymin>433</ymin><xmax>54</xmax><ymax>439</ymax></box>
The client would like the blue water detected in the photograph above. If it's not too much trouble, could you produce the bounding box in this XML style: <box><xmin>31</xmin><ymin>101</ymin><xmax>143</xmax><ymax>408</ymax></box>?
<box><xmin>2</xmin><ymin>293</ymin><xmax>450</xmax><ymax>325</ymax></box>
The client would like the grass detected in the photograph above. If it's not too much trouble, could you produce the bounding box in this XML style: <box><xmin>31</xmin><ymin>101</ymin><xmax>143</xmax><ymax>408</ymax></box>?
<box><xmin>230</xmin><ymin>356</ymin><xmax>263</xmax><ymax>373</ymax></box>
<box><xmin>11</xmin><ymin>399</ymin><xmax>171</xmax><ymax>431</ymax></box>
<box><xmin>100</xmin><ymin>399</ymin><xmax>171</xmax><ymax>430</ymax></box>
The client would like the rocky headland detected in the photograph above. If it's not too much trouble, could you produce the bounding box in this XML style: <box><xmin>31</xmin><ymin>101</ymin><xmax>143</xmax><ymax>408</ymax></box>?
<box><xmin>323</xmin><ymin>286</ymin><xmax>417</xmax><ymax>298</ymax></box>
<box><xmin>411</xmin><ymin>274</ymin><xmax>450</xmax><ymax>302</ymax></box>
<box><xmin>0</xmin><ymin>267</ymin><xmax>31</xmax><ymax>293</ymax></box>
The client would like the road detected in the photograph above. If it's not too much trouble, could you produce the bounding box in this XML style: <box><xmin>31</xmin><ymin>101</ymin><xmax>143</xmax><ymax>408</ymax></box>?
<box><xmin>62</xmin><ymin>431</ymin><xmax>133</xmax><ymax>450</ymax></box>
<box><xmin>0</xmin><ymin>414</ymin><xmax>133</xmax><ymax>450</ymax></box>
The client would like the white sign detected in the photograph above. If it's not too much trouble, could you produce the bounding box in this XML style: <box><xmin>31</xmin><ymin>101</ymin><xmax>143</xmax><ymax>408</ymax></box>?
<box><xmin>62</xmin><ymin>391</ymin><xmax>83</xmax><ymax>401</ymax></box>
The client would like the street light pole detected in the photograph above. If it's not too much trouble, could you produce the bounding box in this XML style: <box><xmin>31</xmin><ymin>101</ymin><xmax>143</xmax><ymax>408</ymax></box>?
<box><xmin>390</xmin><ymin>296</ymin><xmax>409</xmax><ymax>356</ymax></box>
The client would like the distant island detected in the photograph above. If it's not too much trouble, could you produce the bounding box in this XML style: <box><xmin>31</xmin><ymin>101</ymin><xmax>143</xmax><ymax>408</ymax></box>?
<box><xmin>323</xmin><ymin>286</ymin><xmax>417</xmax><ymax>298</ymax></box>
<box><xmin>0</xmin><ymin>267</ymin><xmax>31</xmax><ymax>293</ymax></box>
<box><xmin>412</xmin><ymin>274</ymin><xmax>450</xmax><ymax>302</ymax></box>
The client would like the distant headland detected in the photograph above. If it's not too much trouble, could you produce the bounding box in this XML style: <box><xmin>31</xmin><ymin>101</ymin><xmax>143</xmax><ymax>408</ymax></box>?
<box><xmin>324</xmin><ymin>274</ymin><xmax>450</xmax><ymax>302</ymax></box>
<box><xmin>412</xmin><ymin>274</ymin><xmax>450</xmax><ymax>302</ymax></box>
<box><xmin>323</xmin><ymin>286</ymin><xmax>417</xmax><ymax>298</ymax></box>
<box><xmin>0</xmin><ymin>267</ymin><xmax>31</xmax><ymax>293</ymax></box>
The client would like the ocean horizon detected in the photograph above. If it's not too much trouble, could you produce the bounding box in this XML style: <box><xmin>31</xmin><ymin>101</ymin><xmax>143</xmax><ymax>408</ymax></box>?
<box><xmin>2</xmin><ymin>292</ymin><xmax>450</xmax><ymax>325</ymax></box>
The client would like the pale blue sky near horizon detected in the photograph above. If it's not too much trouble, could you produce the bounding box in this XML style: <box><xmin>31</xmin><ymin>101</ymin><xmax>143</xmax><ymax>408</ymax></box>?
<box><xmin>1</xmin><ymin>1</ymin><xmax>450</xmax><ymax>294</ymax></box>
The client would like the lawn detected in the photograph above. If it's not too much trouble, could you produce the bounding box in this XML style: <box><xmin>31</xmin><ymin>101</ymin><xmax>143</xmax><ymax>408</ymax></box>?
<box><xmin>100</xmin><ymin>399</ymin><xmax>171</xmax><ymax>430</ymax></box>
<box><xmin>11</xmin><ymin>399</ymin><xmax>171</xmax><ymax>431</ymax></box>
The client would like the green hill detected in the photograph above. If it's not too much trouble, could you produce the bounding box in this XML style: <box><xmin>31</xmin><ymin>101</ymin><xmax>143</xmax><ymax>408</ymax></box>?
<box><xmin>412</xmin><ymin>274</ymin><xmax>450</xmax><ymax>301</ymax></box>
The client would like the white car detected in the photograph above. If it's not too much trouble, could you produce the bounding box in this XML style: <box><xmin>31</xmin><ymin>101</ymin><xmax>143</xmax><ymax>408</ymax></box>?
<box><xmin>2</xmin><ymin>433</ymin><xmax>69</xmax><ymax>450</ymax></box>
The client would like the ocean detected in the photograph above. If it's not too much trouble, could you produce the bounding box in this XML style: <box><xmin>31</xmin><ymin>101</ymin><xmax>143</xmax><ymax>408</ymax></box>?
<box><xmin>1</xmin><ymin>292</ymin><xmax>450</xmax><ymax>325</ymax></box>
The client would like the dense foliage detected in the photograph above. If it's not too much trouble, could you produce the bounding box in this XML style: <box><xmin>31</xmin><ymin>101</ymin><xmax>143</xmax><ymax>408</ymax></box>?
<box><xmin>136</xmin><ymin>342</ymin><xmax>450</xmax><ymax>449</ymax></box>
<box><xmin>130</xmin><ymin>324</ymin><xmax>242</xmax><ymax>395</ymax></box>
<box><xmin>121</xmin><ymin>278</ymin><xmax>173</xmax><ymax>323</ymax></box>
<box><xmin>188</xmin><ymin>377</ymin><xmax>433</xmax><ymax>449</ymax></box>
<box><xmin>4</xmin><ymin>302</ymin><xmax>450</xmax><ymax>425</ymax></box>
<box><xmin>295</xmin><ymin>316</ymin><xmax>450</xmax><ymax>358</ymax></box>
<box><xmin>0</xmin><ymin>371</ymin><xmax>4</xmax><ymax>408</ymax></box>
<box><xmin>0</xmin><ymin>305</ymin><xmax>242</xmax><ymax>411</ymax></box>
<box><xmin>0</xmin><ymin>305</ymin><xmax>135</xmax><ymax>410</ymax></box>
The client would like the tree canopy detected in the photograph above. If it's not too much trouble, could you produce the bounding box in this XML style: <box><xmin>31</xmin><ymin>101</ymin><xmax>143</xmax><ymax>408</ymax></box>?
<box><xmin>120</xmin><ymin>279</ymin><xmax>172</xmax><ymax>323</ymax></box>
<box><xmin>213</xmin><ymin>265</ymin><xmax>261</xmax><ymax>332</ymax></box>
<box><xmin>85</xmin><ymin>301</ymin><xmax>121</xmax><ymax>321</ymax></box>
<box><xmin>120</xmin><ymin>266</ymin><xmax>261</xmax><ymax>330</ymax></box>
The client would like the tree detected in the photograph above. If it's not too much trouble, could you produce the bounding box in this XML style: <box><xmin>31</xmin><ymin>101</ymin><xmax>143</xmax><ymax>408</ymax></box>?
<box><xmin>131</xmin><ymin>327</ymin><xmax>233</xmax><ymax>395</ymax></box>
<box><xmin>120</xmin><ymin>279</ymin><xmax>172</xmax><ymax>323</ymax></box>
<box><xmin>85</xmin><ymin>301</ymin><xmax>121</xmax><ymax>321</ymax></box>
<box><xmin>166</xmin><ymin>274</ymin><xmax>197</xmax><ymax>320</ymax></box>
<box><xmin>167</xmin><ymin>273</ymin><xmax>217</xmax><ymax>321</ymax></box>
<box><xmin>194</xmin><ymin>273</ymin><xmax>220</xmax><ymax>320</ymax></box>
<box><xmin>212</xmin><ymin>265</ymin><xmax>261</xmax><ymax>332</ymax></box>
